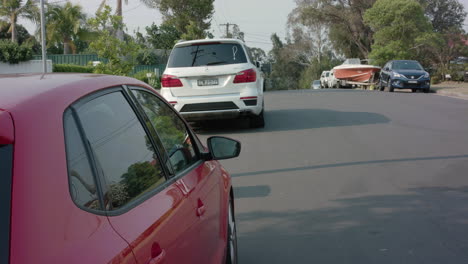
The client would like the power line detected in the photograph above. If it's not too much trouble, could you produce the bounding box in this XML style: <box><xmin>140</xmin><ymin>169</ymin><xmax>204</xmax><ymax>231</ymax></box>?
<box><xmin>221</xmin><ymin>0</ymin><xmax>231</xmax><ymax>22</ymax></box>
<box><xmin>46</xmin><ymin>0</ymin><xmax>69</xmax><ymax>4</ymax></box>
<box><xmin>124</xmin><ymin>3</ymin><xmax>143</xmax><ymax>14</ymax></box>
<box><xmin>244</xmin><ymin>31</ymin><xmax>273</xmax><ymax>38</ymax></box>
<box><xmin>244</xmin><ymin>34</ymin><xmax>271</xmax><ymax>41</ymax></box>
<box><xmin>212</xmin><ymin>17</ymin><xmax>224</xmax><ymax>37</ymax></box>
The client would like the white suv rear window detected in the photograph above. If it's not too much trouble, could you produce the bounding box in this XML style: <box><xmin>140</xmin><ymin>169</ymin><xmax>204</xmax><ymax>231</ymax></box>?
<box><xmin>168</xmin><ymin>43</ymin><xmax>248</xmax><ymax>68</ymax></box>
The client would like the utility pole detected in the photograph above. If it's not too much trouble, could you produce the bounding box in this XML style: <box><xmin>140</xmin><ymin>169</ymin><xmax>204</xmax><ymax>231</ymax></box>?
<box><xmin>220</xmin><ymin>23</ymin><xmax>238</xmax><ymax>38</ymax></box>
<box><xmin>39</xmin><ymin>0</ymin><xmax>47</xmax><ymax>73</ymax></box>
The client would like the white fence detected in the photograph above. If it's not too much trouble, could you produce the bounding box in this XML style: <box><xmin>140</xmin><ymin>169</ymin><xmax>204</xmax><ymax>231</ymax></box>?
<box><xmin>0</xmin><ymin>60</ymin><xmax>53</xmax><ymax>74</ymax></box>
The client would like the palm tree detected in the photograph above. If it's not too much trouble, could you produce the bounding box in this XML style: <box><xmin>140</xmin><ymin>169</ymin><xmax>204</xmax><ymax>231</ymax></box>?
<box><xmin>0</xmin><ymin>0</ymin><xmax>38</xmax><ymax>43</ymax></box>
<box><xmin>46</xmin><ymin>2</ymin><xmax>86</xmax><ymax>54</ymax></box>
<box><xmin>98</xmin><ymin>0</ymin><xmax>157</xmax><ymax>40</ymax></box>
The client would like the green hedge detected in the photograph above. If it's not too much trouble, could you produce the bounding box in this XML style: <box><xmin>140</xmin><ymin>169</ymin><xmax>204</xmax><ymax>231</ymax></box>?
<box><xmin>53</xmin><ymin>63</ymin><xmax>161</xmax><ymax>88</ymax></box>
<box><xmin>0</xmin><ymin>40</ymin><xmax>33</xmax><ymax>64</ymax></box>
<box><xmin>53</xmin><ymin>64</ymin><xmax>94</xmax><ymax>73</ymax></box>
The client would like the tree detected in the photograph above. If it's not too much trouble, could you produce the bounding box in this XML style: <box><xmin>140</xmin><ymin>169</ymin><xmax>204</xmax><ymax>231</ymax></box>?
<box><xmin>0</xmin><ymin>20</ymin><xmax>31</xmax><ymax>44</ymax></box>
<box><xmin>46</xmin><ymin>2</ymin><xmax>87</xmax><ymax>54</ymax></box>
<box><xmin>419</xmin><ymin>0</ymin><xmax>467</xmax><ymax>33</ymax></box>
<box><xmin>134</xmin><ymin>22</ymin><xmax>181</xmax><ymax>63</ymax></box>
<box><xmin>274</xmin><ymin>3</ymin><xmax>341</xmax><ymax>89</ymax></box>
<box><xmin>98</xmin><ymin>0</ymin><xmax>157</xmax><ymax>40</ymax></box>
<box><xmin>121</xmin><ymin>161</ymin><xmax>162</xmax><ymax>200</ymax></box>
<box><xmin>250</xmin><ymin>47</ymin><xmax>267</xmax><ymax>63</ymax></box>
<box><xmin>1</xmin><ymin>20</ymin><xmax>40</xmax><ymax>54</ymax></box>
<box><xmin>144</xmin><ymin>22</ymin><xmax>181</xmax><ymax>50</ymax></box>
<box><xmin>224</xmin><ymin>24</ymin><xmax>244</xmax><ymax>41</ymax></box>
<box><xmin>364</xmin><ymin>0</ymin><xmax>433</xmax><ymax>66</ymax></box>
<box><xmin>294</xmin><ymin>0</ymin><xmax>376</xmax><ymax>59</ymax></box>
<box><xmin>298</xmin><ymin>50</ymin><xmax>340</xmax><ymax>89</ymax></box>
<box><xmin>288</xmin><ymin>4</ymin><xmax>331</xmax><ymax>67</ymax></box>
<box><xmin>0</xmin><ymin>0</ymin><xmax>38</xmax><ymax>43</ymax></box>
<box><xmin>415</xmin><ymin>30</ymin><xmax>468</xmax><ymax>79</ymax></box>
<box><xmin>412</xmin><ymin>0</ymin><xmax>467</xmax><ymax>80</ymax></box>
<box><xmin>0</xmin><ymin>39</ymin><xmax>32</xmax><ymax>63</ymax></box>
<box><xmin>99</xmin><ymin>0</ymin><xmax>157</xmax><ymax>17</ymax></box>
<box><xmin>88</xmin><ymin>5</ymin><xmax>140</xmax><ymax>75</ymax></box>
<box><xmin>154</xmin><ymin>0</ymin><xmax>214</xmax><ymax>40</ymax></box>
<box><xmin>267</xmin><ymin>33</ymin><xmax>305</xmax><ymax>90</ymax></box>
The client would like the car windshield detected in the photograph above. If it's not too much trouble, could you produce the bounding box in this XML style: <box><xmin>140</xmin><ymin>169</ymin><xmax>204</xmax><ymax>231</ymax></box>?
<box><xmin>168</xmin><ymin>43</ymin><xmax>248</xmax><ymax>68</ymax></box>
<box><xmin>393</xmin><ymin>61</ymin><xmax>424</xmax><ymax>70</ymax></box>
<box><xmin>313</xmin><ymin>80</ymin><xmax>321</xmax><ymax>84</ymax></box>
<box><xmin>0</xmin><ymin>144</ymin><xmax>12</xmax><ymax>264</ymax></box>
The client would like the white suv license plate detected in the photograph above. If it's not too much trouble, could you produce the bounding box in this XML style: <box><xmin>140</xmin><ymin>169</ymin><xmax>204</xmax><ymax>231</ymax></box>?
<box><xmin>198</xmin><ymin>79</ymin><xmax>219</xmax><ymax>86</ymax></box>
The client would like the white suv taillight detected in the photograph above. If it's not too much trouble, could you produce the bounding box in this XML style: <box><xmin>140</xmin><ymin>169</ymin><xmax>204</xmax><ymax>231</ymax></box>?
<box><xmin>161</xmin><ymin>74</ymin><xmax>183</xmax><ymax>87</ymax></box>
<box><xmin>233</xmin><ymin>69</ymin><xmax>257</xmax><ymax>83</ymax></box>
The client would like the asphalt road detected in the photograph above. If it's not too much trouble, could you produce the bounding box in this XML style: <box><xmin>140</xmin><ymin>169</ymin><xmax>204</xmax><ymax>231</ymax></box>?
<box><xmin>197</xmin><ymin>89</ymin><xmax>468</xmax><ymax>264</ymax></box>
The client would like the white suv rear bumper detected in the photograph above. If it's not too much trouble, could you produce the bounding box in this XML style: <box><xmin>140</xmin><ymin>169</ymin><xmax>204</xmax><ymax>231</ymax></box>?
<box><xmin>161</xmin><ymin>88</ymin><xmax>263</xmax><ymax>121</ymax></box>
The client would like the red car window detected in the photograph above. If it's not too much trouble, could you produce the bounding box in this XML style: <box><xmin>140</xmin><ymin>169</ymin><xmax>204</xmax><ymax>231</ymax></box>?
<box><xmin>131</xmin><ymin>90</ymin><xmax>199</xmax><ymax>175</ymax></box>
<box><xmin>64</xmin><ymin>111</ymin><xmax>102</xmax><ymax>211</ymax></box>
<box><xmin>75</xmin><ymin>91</ymin><xmax>166</xmax><ymax>211</ymax></box>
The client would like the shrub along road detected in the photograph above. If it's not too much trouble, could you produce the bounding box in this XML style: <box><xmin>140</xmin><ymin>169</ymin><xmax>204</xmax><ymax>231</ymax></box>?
<box><xmin>197</xmin><ymin>89</ymin><xmax>468</xmax><ymax>264</ymax></box>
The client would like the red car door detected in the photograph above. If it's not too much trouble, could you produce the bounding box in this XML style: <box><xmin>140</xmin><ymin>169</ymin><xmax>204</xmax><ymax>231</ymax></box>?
<box><xmin>73</xmin><ymin>90</ymin><xmax>200</xmax><ymax>264</ymax></box>
<box><xmin>181</xmin><ymin>159</ymin><xmax>226</xmax><ymax>263</ymax></box>
<box><xmin>130</xmin><ymin>88</ymin><xmax>225</xmax><ymax>264</ymax></box>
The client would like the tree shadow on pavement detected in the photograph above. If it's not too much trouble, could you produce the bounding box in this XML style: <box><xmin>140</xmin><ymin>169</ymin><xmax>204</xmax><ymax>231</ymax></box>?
<box><xmin>236</xmin><ymin>186</ymin><xmax>468</xmax><ymax>264</ymax></box>
<box><xmin>195</xmin><ymin>109</ymin><xmax>391</xmax><ymax>135</ymax></box>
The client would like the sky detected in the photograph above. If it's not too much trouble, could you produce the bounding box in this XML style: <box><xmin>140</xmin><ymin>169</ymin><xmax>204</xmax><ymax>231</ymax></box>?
<box><xmin>20</xmin><ymin>0</ymin><xmax>468</xmax><ymax>53</ymax></box>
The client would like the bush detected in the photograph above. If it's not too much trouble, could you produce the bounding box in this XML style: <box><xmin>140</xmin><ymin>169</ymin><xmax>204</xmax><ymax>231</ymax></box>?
<box><xmin>0</xmin><ymin>40</ymin><xmax>33</xmax><ymax>64</ymax></box>
<box><xmin>53</xmin><ymin>64</ymin><xmax>94</xmax><ymax>73</ymax></box>
<box><xmin>448</xmin><ymin>64</ymin><xmax>467</xmax><ymax>82</ymax></box>
<box><xmin>431</xmin><ymin>75</ymin><xmax>442</xmax><ymax>85</ymax></box>
<box><xmin>132</xmin><ymin>70</ymin><xmax>161</xmax><ymax>88</ymax></box>
<box><xmin>136</xmin><ymin>49</ymin><xmax>159</xmax><ymax>65</ymax></box>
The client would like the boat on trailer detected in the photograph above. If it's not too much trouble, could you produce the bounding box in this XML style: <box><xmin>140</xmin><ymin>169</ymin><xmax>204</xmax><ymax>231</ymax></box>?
<box><xmin>332</xmin><ymin>59</ymin><xmax>381</xmax><ymax>87</ymax></box>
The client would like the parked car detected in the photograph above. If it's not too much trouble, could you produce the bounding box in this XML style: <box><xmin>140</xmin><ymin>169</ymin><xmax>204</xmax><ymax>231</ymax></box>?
<box><xmin>160</xmin><ymin>38</ymin><xmax>265</xmax><ymax>128</ymax></box>
<box><xmin>379</xmin><ymin>60</ymin><xmax>431</xmax><ymax>93</ymax></box>
<box><xmin>328</xmin><ymin>70</ymin><xmax>340</xmax><ymax>88</ymax></box>
<box><xmin>320</xmin><ymin>71</ymin><xmax>330</xmax><ymax>88</ymax></box>
<box><xmin>0</xmin><ymin>73</ymin><xmax>240</xmax><ymax>264</ymax></box>
<box><xmin>312</xmin><ymin>80</ymin><xmax>321</xmax><ymax>89</ymax></box>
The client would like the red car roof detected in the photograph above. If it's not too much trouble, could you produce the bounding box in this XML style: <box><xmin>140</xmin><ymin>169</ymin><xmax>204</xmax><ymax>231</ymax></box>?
<box><xmin>0</xmin><ymin>73</ymin><xmax>152</xmax><ymax>113</ymax></box>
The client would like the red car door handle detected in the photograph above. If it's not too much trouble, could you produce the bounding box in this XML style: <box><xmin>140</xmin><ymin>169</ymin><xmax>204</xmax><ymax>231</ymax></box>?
<box><xmin>197</xmin><ymin>206</ymin><xmax>206</xmax><ymax>216</ymax></box>
<box><xmin>196</xmin><ymin>199</ymin><xmax>206</xmax><ymax>217</ymax></box>
<box><xmin>147</xmin><ymin>243</ymin><xmax>166</xmax><ymax>264</ymax></box>
<box><xmin>147</xmin><ymin>250</ymin><xmax>166</xmax><ymax>264</ymax></box>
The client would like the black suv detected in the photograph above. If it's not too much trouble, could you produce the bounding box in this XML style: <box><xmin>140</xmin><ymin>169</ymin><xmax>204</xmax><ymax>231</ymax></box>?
<box><xmin>379</xmin><ymin>60</ymin><xmax>431</xmax><ymax>93</ymax></box>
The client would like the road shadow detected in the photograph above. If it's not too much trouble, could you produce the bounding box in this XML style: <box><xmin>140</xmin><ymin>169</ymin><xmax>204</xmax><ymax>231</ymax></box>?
<box><xmin>236</xmin><ymin>186</ymin><xmax>468</xmax><ymax>264</ymax></box>
<box><xmin>234</xmin><ymin>185</ymin><xmax>271</xmax><ymax>199</ymax></box>
<box><xmin>232</xmin><ymin>154</ymin><xmax>468</xmax><ymax>178</ymax></box>
<box><xmin>195</xmin><ymin>108</ymin><xmax>390</xmax><ymax>135</ymax></box>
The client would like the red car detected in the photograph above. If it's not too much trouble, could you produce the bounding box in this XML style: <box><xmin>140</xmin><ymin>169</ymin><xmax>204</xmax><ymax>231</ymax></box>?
<box><xmin>0</xmin><ymin>73</ymin><xmax>239</xmax><ymax>264</ymax></box>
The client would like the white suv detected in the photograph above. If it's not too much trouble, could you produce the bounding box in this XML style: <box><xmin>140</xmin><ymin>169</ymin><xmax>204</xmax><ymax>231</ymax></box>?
<box><xmin>160</xmin><ymin>39</ymin><xmax>265</xmax><ymax>128</ymax></box>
